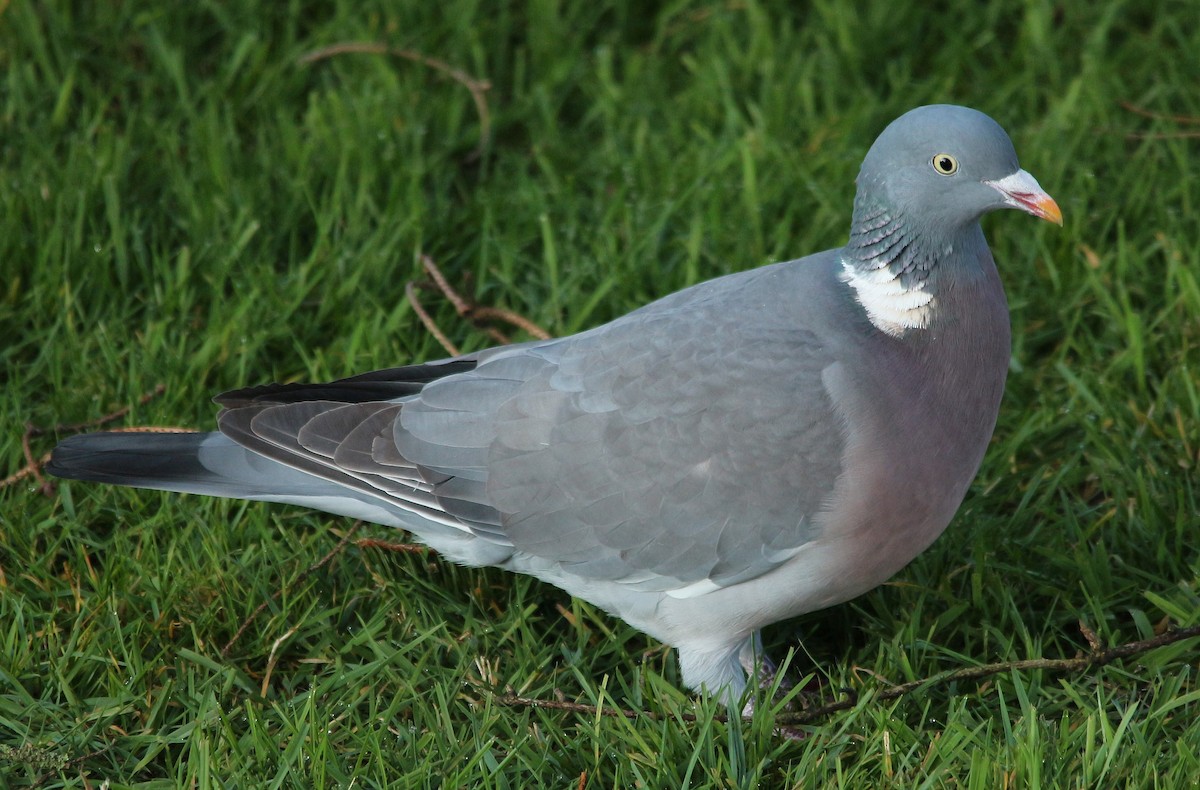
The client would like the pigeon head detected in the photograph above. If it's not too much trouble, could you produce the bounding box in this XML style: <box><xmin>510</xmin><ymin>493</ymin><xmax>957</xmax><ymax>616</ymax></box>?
<box><xmin>853</xmin><ymin>104</ymin><xmax>1062</xmax><ymax>233</ymax></box>
<box><xmin>841</xmin><ymin>105</ymin><xmax>1061</xmax><ymax>337</ymax></box>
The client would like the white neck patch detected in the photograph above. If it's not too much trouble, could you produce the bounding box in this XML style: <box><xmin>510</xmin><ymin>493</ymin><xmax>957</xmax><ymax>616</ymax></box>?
<box><xmin>839</xmin><ymin>259</ymin><xmax>935</xmax><ymax>337</ymax></box>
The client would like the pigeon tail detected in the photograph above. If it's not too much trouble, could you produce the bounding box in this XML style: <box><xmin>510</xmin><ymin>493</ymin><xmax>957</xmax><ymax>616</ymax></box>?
<box><xmin>50</xmin><ymin>432</ymin><xmax>227</xmax><ymax>491</ymax></box>
<box><xmin>49</xmin><ymin>431</ymin><xmax>363</xmax><ymax>503</ymax></box>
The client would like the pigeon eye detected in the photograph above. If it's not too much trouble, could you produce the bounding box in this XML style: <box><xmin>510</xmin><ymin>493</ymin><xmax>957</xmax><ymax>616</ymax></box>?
<box><xmin>931</xmin><ymin>153</ymin><xmax>959</xmax><ymax>176</ymax></box>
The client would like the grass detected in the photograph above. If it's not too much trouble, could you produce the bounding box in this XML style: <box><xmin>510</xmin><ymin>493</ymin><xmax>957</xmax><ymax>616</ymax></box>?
<box><xmin>2</xmin><ymin>0</ymin><xmax>1198</xmax><ymax>786</ymax></box>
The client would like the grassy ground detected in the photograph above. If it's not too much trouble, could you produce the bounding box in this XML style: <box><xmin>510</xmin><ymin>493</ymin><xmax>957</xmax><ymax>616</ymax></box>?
<box><xmin>2</xmin><ymin>0</ymin><xmax>1198</xmax><ymax>786</ymax></box>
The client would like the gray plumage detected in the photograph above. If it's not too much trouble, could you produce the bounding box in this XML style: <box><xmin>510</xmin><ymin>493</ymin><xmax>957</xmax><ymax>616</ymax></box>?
<box><xmin>48</xmin><ymin>105</ymin><xmax>1061</xmax><ymax>703</ymax></box>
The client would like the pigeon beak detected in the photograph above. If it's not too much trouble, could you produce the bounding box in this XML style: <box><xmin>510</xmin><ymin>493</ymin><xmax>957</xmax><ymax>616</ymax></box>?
<box><xmin>984</xmin><ymin>169</ymin><xmax>1063</xmax><ymax>226</ymax></box>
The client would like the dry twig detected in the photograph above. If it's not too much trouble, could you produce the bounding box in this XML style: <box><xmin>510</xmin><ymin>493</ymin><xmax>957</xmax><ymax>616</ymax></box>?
<box><xmin>406</xmin><ymin>278</ymin><xmax>464</xmax><ymax>356</ymax></box>
<box><xmin>4</xmin><ymin>384</ymin><xmax>174</xmax><ymax>494</ymax></box>
<box><xmin>497</xmin><ymin>621</ymin><xmax>1200</xmax><ymax>729</ymax></box>
<box><xmin>355</xmin><ymin>537</ymin><xmax>427</xmax><ymax>553</ymax></box>
<box><xmin>298</xmin><ymin>42</ymin><xmax>493</xmax><ymax>159</ymax></box>
<box><xmin>777</xmin><ymin>621</ymin><xmax>1200</xmax><ymax>725</ymax></box>
<box><xmin>497</xmin><ymin>692</ymin><xmax>683</xmax><ymax>722</ymax></box>
<box><xmin>1119</xmin><ymin>101</ymin><xmax>1200</xmax><ymax>139</ymax></box>
<box><xmin>406</xmin><ymin>253</ymin><xmax>551</xmax><ymax>356</ymax></box>
<box><xmin>1119</xmin><ymin>101</ymin><xmax>1200</xmax><ymax>125</ymax></box>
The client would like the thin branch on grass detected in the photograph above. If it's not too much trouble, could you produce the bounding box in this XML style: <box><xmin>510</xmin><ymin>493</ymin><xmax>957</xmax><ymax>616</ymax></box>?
<box><xmin>496</xmin><ymin>621</ymin><xmax>1200</xmax><ymax>728</ymax></box>
<box><xmin>1119</xmin><ymin>101</ymin><xmax>1200</xmax><ymax>125</ymax></box>
<box><xmin>776</xmin><ymin>621</ymin><xmax>1200</xmax><ymax>725</ymax></box>
<box><xmin>355</xmin><ymin>537</ymin><xmax>428</xmax><ymax>553</ymax></box>
<box><xmin>1123</xmin><ymin>131</ymin><xmax>1200</xmax><ymax>140</ymax></box>
<box><xmin>406</xmin><ymin>279</ymin><xmax>464</xmax><ymax>356</ymax></box>
<box><xmin>406</xmin><ymin>253</ymin><xmax>551</xmax><ymax>356</ymax></box>
<box><xmin>497</xmin><ymin>692</ymin><xmax>675</xmax><ymax>722</ymax></box>
<box><xmin>26</xmin><ymin>384</ymin><xmax>168</xmax><ymax>438</ymax></box>
<box><xmin>3</xmin><ymin>384</ymin><xmax>172</xmax><ymax>494</ymax></box>
<box><xmin>298</xmin><ymin>42</ymin><xmax>493</xmax><ymax>159</ymax></box>
<box><xmin>17</xmin><ymin>425</ymin><xmax>51</xmax><ymax>496</ymax></box>
<box><xmin>1119</xmin><ymin>101</ymin><xmax>1200</xmax><ymax>139</ymax></box>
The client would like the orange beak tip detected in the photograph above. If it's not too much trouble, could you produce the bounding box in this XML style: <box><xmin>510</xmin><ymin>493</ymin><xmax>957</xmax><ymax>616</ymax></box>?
<box><xmin>1037</xmin><ymin>196</ymin><xmax>1064</xmax><ymax>227</ymax></box>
